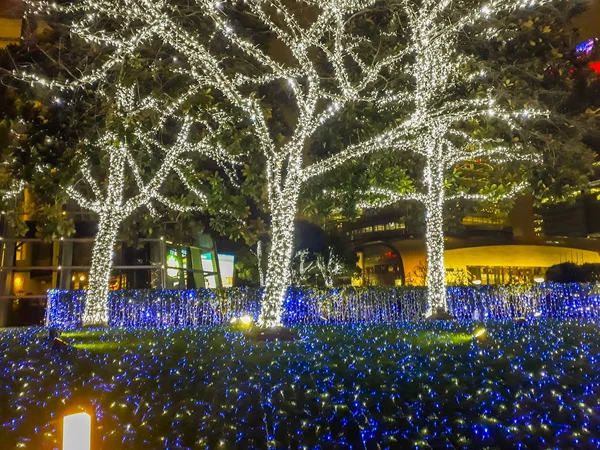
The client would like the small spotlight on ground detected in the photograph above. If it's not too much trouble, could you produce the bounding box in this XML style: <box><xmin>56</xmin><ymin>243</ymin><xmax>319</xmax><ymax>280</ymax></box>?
<box><xmin>474</xmin><ymin>328</ymin><xmax>486</xmax><ymax>338</ymax></box>
<box><xmin>240</xmin><ymin>315</ymin><xmax>253</xmax><ymax>326</ymax></box>
<box><xmin>229</xmin><ymin>317</ymin><xmax>238</xmax><ymax>324</ymax></box>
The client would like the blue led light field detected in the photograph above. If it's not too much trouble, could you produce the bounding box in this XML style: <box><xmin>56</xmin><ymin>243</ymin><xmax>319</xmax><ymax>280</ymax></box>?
<box><xmin>1</xmin><ymin>321</ymin><xmax>600</xmax><ymax>449</ymax></box>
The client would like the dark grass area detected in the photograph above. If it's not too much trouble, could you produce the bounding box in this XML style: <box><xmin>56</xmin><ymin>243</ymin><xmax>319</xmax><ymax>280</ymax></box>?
<box><xmin>1</xmin><ymin>321</ymin><xmax>599</xmax><ymax>449</ymax></box>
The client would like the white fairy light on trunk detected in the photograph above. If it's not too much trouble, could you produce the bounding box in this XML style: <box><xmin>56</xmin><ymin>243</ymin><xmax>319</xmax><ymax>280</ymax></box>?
<box><xmin>26</xmin><ymin>0</ymin><xmax>418</xmax><ymax>327</ymax></box>
<box><xmin>356</xmin><ymin>0</ymin><xmax>553</xmax><ymax>316</ymax></box>
<box><xmin>20</xmin><ymin>73</ymin><xmax>233</xmax><ymax>326</ymax></box>
<box><xmin>72</xmin><ymin>90</ymin><xmax>231</xmax><ymax>326</ymax></box>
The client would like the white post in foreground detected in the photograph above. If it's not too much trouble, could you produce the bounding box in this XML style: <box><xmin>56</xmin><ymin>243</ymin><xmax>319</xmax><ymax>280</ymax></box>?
<box><xmin>63</xmin><ymin>412</ymin><xmax>91</xmax><ymax>450</ymax></box>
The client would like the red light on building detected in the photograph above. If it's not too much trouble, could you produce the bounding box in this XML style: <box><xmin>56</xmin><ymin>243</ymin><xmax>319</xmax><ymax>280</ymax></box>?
<box><xmin>589</xmin><ymin>61</ymin><xmax>600</xmax><ymax>73</ymax></box>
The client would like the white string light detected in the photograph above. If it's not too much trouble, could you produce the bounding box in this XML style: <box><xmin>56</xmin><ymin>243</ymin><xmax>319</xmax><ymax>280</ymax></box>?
<box><xmin>24</xmin><ymin>0</ymin><xmax>554</xmax><ymax>326</ymax></box>
<box><xmin>75</xmin><ymin>102</ymin><xmax>230</xmax><ymax>326</ymax></box>
<box><xmin>19</xmin><ymin>67</ymin><xmax>233</xmax><ymax>325</ymax></box>
<box><xmin>25</xmin><ymin>0</ymin><xmax>417</xmax><ymax>327</ymax></box>
<box><xmin>356</xmin><ymin>0</ymin><xmax>552</xmax><ymax>317</ymax></box>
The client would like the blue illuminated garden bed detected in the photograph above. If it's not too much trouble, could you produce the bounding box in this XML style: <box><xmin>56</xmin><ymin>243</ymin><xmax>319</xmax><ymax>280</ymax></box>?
<box><xmin>1</xmin><ymin>321</ymin><xmax>600</xmax><ymax>448</ymax></box>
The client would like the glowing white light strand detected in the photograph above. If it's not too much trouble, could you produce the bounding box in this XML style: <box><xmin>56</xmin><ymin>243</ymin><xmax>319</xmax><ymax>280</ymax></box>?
<box><xmin>79</xmin><ymin>104</ymin><xmax>233</xmax><ymax>325</ymax></box>
<box><xmin>21</xmin><ymin>73</ymin><xmax>230</xmax><ymax>325</ymax></box>
<box><xmin>27</xmin><ymin>0</ymin><xmax>552</xmax><ymax>325</ymax></box>
<box><xmin>356</xmin><ymin>0</ymin><xmax>553</xmax><ymax>316</ymax></box>
<box><xmin>26</xmin><ymin>0</ymin><xmax>415</xmax><ymax>327</ymax></box>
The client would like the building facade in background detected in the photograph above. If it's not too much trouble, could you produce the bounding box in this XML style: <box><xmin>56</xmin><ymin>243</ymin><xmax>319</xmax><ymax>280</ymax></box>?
<box><xmin>0</xmin><ymin>206</ymin><xmax>236</xmax><ymax>326</ymax></box>
<box><xmin>347</xmin><ymin>194</ymin><xmax>600</xmax><ymax>287</ymax></box>
<box><xmin>0</xmin><ymin>0</ymin><xmax>23</xmax><ymax>49</ymax></box>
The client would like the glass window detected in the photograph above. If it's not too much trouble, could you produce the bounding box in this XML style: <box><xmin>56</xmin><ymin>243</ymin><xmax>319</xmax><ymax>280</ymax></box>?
<box><xmin>201</xmin><ymin>253</ymin><xmax>217</xmax><ymax>288</ymax></box>
<box><xmin>15</xmin><ymin>242</ymin><xmax>26</xmax><ymax>261</ymax></box>
<box><xmin>218</xmin><ymin>254</ymin><xmax>235</xmax><ymax>288</ymax></box>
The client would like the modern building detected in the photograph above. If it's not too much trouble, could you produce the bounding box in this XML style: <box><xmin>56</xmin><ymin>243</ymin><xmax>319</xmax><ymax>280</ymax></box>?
<box><xmin>0</xmin><ymin>0</ymin><xmax>23</xmax><ymax>49</ymax></box>
<box><xmin>342</xmin><ymin>38</ymin><xmax>600</xmax><ymax>287</ymax></box>
<box><xmin>345</xmin><ymin>193</ymin><xmax>600</xmax><ymax>287</ymax></box>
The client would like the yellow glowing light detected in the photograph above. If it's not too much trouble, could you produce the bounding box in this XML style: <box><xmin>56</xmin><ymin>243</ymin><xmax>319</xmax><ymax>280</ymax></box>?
<box><xmin>239</xmin><ymin>315</ymin><xmax>253</xmax><ymax>326</ymax></box>
<box><xmin>533</xmin><ymin>277</ymin><xmax>544</xmax><ymax>283</ymax></box>
<box><xmin>472</xmin><ymin>280</ymin><xmax>482</xmax><ymax>285</ymax></box>
<box><xmin>13</xmin><ymin>275</ymin><xmax>23</xmax><ymax>289</ymax></box>
<box><xmin>63</xmin><ymin>412</ymin><xmax>91</xmax><ymax>450</ymax></box>
<box><xmin>229</xmin><ymin>317</ymin><xmax>238</xmax><ymax>324</ymax></box>
<box><xmin>79</xmin><ymin>275</ymin><xmax>86</xmax><ymax>281</ymax></box>
<box><xmin>474</xmin><ymin>328</ymin><xmax>486</xmax><ymax>338</ymax></box>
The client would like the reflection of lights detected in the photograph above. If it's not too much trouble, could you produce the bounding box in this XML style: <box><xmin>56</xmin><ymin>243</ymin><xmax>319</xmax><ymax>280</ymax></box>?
<box><xmin>534</xmin><ymin>277</ymin><xmax>544</xmax><ymax>284</ymax></box>
<box><xmin>534</xmin><ymin>311</ymin><xmax>542</xmax><ymax>317</ymax></box>
<box><xmin>472</xmin><ymin>280</ymin><xmax>482</xmax><ymax>285</ymax></box>
<box><xmin>229</xmin><ymin>317</ymin><xmax>237</xmax><ymax>324</ymax></box>
<box><xmin>79</xmin><ymin>275</ymin><xmax>86</xmax><ymax>281</ymax></box>
<box><xmin>166</xmin><ymin>254</ymin><xmax>179</xmax><ymax>278</ymax></box>
<box><xmin>474</xmin><ymin>328</ymin><xmax>486</xmax><ymax>338</ymax></box>
<box><xmin>240</xmin><ymin>315</ymin><xmax>253</xmax><ymax>326</ymax></box>
<box><xmin>63</xmin><ymin>412</ymin><xmax>91</xmax><ymax>450</ymax></box>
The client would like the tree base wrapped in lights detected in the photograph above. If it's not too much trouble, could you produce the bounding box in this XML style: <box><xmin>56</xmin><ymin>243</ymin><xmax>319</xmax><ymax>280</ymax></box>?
<box><xmin>425</xmin><ymin>307</ymin><xmax>456</xmax><ymax>321</ymax></box>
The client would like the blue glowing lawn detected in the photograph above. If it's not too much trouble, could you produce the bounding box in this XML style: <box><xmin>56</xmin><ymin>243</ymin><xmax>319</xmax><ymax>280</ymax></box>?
<box><xmin>1</xmin><ymin>321</ymin><xmax>600</xmax><ymax>449</ymax></box>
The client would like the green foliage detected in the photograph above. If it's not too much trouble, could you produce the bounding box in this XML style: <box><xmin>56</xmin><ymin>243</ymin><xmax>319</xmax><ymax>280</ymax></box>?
<box><xmin>0</xmin><ymin>13</ymin><xmax>267</xmax><ymax>249</ymax></box>
<box><xmin>545</xmin><ymin>262</ymin><xmax>600</xmax><ymax>283</ymax></box>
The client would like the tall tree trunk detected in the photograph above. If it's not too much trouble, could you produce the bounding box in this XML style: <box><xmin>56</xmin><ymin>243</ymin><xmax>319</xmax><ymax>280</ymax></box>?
<box><xmin>424</xmin><ymin>161</ymin><xmax>447</xmax><ymax>315</ymax></box>
<box><xmin>259</xmin><ymin>186</ymin><xmax>299</xmax><ymax>328</ymax></box>
<box><xmin>82</xmin><ymin>211</ymin><xmax>121</xmax><ymax>326</ymax></box>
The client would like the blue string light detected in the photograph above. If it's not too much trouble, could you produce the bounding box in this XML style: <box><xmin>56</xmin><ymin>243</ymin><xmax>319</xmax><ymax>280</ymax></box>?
<box><xmin>46</xmin><ymin>284</ymin><xmax>600</xmax><ymax>329</ymax></box>
<box><xmin>1</xmin><ymin>321</ymin><xmax>600</xmax><ymax>448</ymax></box>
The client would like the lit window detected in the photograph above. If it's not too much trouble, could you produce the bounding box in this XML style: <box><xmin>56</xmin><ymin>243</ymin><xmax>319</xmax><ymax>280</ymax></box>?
<box><xmin>15</xmin><ymin>243</ymin><xmax>26</xmax><ymax>261</ymax></box>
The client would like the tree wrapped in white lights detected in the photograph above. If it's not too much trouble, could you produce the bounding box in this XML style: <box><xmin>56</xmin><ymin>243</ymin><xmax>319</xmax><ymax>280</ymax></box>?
<box><xmin>29</xmin><ymin>0</ymin><xmax>415</xmax><ymax>326</ymax></box>
<box><xmin>353</xmin><ymin>0</ymin><xmax>570</xmax><ymax>316</ymax></box>
<box><xmin>316</xmin><ymin>247</ymin><xmax>344</xmax><ymax>287</ymax></box>
<box><xmin>21</xmin><ymin>1</ymin><xmax>242</xmax><ymax>325</ymax></box>
<box><xmin>74</xmin><ymin>90</ymin><xmax>232</xmax><ymax>326</ymax></box>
